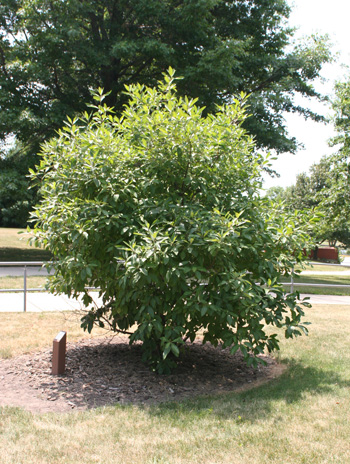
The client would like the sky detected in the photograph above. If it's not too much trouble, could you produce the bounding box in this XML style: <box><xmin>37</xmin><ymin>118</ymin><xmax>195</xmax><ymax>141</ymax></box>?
<box><xmin>262</xmin><ymin>0</ymin><xmax>350</xmax><ymax>190</ymax></box>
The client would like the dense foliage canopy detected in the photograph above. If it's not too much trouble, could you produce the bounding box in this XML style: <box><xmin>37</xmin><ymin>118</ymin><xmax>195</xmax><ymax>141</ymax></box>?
<box><xmin>31</xmin><ymin>72</ymin><xmax>313</xmax><ymax>372</ymax></box>
<box><xmin>0</xmin><ymin>0</ymin><xmax>333</xmax><ymax>227</ymax></box>
<box><xmin>0</xmin><ymin>146</ymin><xmax>39</xmax><ymax>227</ymax></box>
<box><xmin>325</xmin><ymin>78</ymin><xmax>350</xmax><ymax>230</ymax></box>
<box><xmin>0</xmin><ymin>0</ymin><xmax>332</xmax><ymax>155</ymax></box>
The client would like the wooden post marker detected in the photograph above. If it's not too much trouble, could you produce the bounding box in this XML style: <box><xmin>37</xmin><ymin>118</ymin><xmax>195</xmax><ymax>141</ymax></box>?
<box><xmin>52</xmin><ymin>331</ymin><xmax>67</xmax><ymax>375</ymax></box>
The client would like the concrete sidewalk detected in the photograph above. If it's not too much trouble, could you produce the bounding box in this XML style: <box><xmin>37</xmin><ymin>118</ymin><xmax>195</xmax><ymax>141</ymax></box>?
<box><xmin>299</xmin><ymin>294</ymin><xmax>350</xmax><ymax>305</ymax></box>
<box><xmin>0</xmin><ymin>291</ymin><xmax>103</xmax><ymax>312</ymax></box>
<box><xmin>0</xmin><ymin>291</ymin><xmax>349</xmax><ymax>312</ymax></box>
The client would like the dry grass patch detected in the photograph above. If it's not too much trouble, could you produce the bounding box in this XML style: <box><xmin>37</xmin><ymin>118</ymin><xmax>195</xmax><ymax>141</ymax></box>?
<box><xmin>298</xmin><ymin>262</ymin><xmax>349</xmax><ymax>272</ymax></box>
<box><xmin>0</xmin><ymin>275</ymin><xmax>47</xmax><ymax>290</ymax></box>
<box><xmin>0</xmin><ymin>311</ymin><xmax>107</xmax><ymax>359</ymax></box>
<box><xmin>0</xmin><ymin>228</ymin><xmax>31</xmax><ymax>249</ymax></box>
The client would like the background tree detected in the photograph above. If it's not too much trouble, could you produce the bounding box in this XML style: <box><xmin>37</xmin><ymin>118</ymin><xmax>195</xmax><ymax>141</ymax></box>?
<box><xmin>0</xmin><ymin>143</ymin><xmax>39</xmax><ymax>227</ymax></box>
<box><xmin>288</xmin><ymin>172</ymin><xmax>314</xmax><ymax>210</ymax></box>
<box><xmin>265</xmin><ymin>155</ymin><xmax>350</xmax><ymax>247</ymax></box>
<box><xmin>263</xmin><ymin>186</ymin><xmax>286</xmax><ymax>203</ymax></box>
<box><xmin>0</xmin><ymin>0</ymin><xmax>332</xmax><ymax>155</ymax></box>
<box><xmin>322</xmin><ymin>77</ymin><xmax>350</xmax><ymax>231</ymax></box>
<box><xmin>31</xmin><ymin>72</ymin><xmax>313</xmax><ymax>373</ymax></box>
<box><xmin>288</xmin><ymin>157</ymin><xmax>330</xmax><ymax>211</ymax></box>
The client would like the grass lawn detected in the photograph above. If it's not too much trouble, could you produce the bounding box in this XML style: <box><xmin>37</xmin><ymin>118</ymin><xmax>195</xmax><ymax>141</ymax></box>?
<box><xmin>0</xmin><ymin>228</ymin><xmax>52</xmax><ymax>262</ymax></box>
<box><xmin>282</xmin><ymin>274</ymin><xmax>350</xmax><ymax>296</ymax></box>
<box><xmin>1</xmin><ymin>305</ymin><xmax>350</xmax><ymax>463</ymax></box>
<box><xmin>292</xmin><ymin>285</ymin><xmax>350</xmax><ymax>295</ymax></box>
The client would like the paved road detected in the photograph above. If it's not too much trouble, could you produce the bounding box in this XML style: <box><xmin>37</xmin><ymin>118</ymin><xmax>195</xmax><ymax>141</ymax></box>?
<box><xmin>301</xmin><ymin>294</ymin><xmax>350</xmax><ymax>305</ymax></box>
<box><xmin>0</xmin><ymin>292</ymin><xmax>102</xmax><ymax>312</ymax></box>
<box><xmin>0</xmin><ymin>265</ymin><xmax>53</xmax><ymax>277</ymax></box>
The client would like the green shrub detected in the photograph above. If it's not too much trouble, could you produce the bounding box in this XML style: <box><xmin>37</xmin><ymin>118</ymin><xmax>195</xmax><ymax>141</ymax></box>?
<box><xmin>31</xmin><ymin>69</ymin><xmax>313</xmax><ymax>373</ymax></box>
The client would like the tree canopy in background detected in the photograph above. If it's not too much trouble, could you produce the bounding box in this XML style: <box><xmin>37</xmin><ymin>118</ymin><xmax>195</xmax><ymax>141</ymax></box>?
<box><xmin>0</xmin><ymin>145</ymin><xmax>39</xmax><ymax>227</ymax></box>
<box><xmin>31</xmin><ymin>72</ymin><xmax>313</xmax><ymax>373</ymax></box>
<box><xmin>0</xmin><ymin>0</ymin><xmax>332</xmax><ymax>156</ymax></box>
<box><xmin>325</xmin><ymin>78</ymin><xmax>350</xmax><ymax>224</ymax></box>
<box><xmin>265</xmin><ymin>74</ymin><xmax>350</xmax><ymax>248</ymax></box>
<box><xmin>265</xmin><ymin>152</ymin><xmax>350</xmax><ymax>247</ymax></box>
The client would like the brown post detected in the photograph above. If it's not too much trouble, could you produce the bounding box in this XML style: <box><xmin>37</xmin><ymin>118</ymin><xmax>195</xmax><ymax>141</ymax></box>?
<box><xmin>52</xmin><ymin>331</ymin><xmax>67</xmax><ymax>375</ymax></box>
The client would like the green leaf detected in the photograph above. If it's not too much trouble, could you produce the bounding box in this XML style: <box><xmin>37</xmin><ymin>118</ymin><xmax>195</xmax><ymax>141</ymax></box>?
<box><xmin>170</xmin><ymin>344</ymin><xmax>180</xmax><ymax>357</ymax></box>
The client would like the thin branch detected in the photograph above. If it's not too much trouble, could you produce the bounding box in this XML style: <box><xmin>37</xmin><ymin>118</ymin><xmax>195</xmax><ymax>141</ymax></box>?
<box><xmin>98</xmin><ymin>315</ymin><xmax>133</xmax><ymax>335</ymax></box>
<box><xmin>0</xmin><ymin>44</ymin><xmax>9</xmax><ymax>78</ymax></box>
<box><xmin>52</xmin><ymin>63</ymin><xmax>62</xmax><ymax>95</ymax></box>
<box><xmin>118</xmin><ymin>57</ymin><xmax>154</xmax><ymax>79</ymax></box>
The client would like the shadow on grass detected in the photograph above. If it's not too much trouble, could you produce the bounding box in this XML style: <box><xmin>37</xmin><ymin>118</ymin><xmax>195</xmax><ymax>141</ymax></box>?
<box><xmin>0</xmin><ymin>247</ymin><xmax>52</xmax><ymax>262</ymax></box>
<box><xmin>150</xmin><ymin>359</ymin><xmax>348</xmax><ymax>421</ymax></box>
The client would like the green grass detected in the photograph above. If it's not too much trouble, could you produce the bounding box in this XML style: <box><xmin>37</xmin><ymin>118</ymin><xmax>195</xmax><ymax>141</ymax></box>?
<box><xmin>0</xmin><ymin>228</ymin><xmax>52</xmax><ymax>262</ymax></box>
<box><xmin>1</xmin><ymin>305</ymin><xmax>350</xmax><ymax>463</ymax></box>
<box><xmin>292</xmin><ymin>285</ymin><xmax>350</xmax><ymax>295</ymax></box>
<box><xmin>282</xmin><ymin>274</ymin><xmax>350</xmax><ymax>296</ymax></box>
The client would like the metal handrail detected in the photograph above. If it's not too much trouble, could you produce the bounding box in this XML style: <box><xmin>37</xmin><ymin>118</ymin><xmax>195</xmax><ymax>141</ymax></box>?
<box><xmin>0</xmin><ymin>288</ymin><xmax>46</xmax><ymax>293</ymax></box>
<box><xmin>282</xmin><ymin>283</ymin><xmax>350</xmax><ymax>288</ymax></box>
<box><xmin>1</xmin><ymin>261</ymin><xmax>350</xmax><ymax>312</ymax></box>
<box><xmin>0</xmin><ymin>261</ymin><xmax>51</xmax><ymax>311</ymax></box>
<box><xmin>0</xmin><ymin>261</ymin><xmax>48</xmax><ymax>266</ymax></box>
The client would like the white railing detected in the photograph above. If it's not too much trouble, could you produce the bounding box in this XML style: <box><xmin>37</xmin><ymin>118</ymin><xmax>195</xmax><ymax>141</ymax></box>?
<box><xmin>0</xmin><ymin>261</ymin><xmax>49</xmax><ymax>311</ymax></box>
<box><xmin>285</xmin><ymin>261</ymin><xmax>350</xmax><ymax>292</ymax></box>
<box><xmin>1</xmin><ymin>261</ymin><xmax>350</xmax><ymax>312</ymax></box>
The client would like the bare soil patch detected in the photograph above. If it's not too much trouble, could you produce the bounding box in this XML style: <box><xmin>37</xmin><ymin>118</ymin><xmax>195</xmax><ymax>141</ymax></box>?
<box><xmin>0</xmin><ymin>335</ymin><xmax>285</xmax><ymax>414</ymax></box>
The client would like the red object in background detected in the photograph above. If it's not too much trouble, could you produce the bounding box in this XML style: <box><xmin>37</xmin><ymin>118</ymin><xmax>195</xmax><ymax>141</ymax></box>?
<box><xmin>314</xmin><ymin>247</ymin><xmax>339</xmax><ymax>261</ymax></box>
